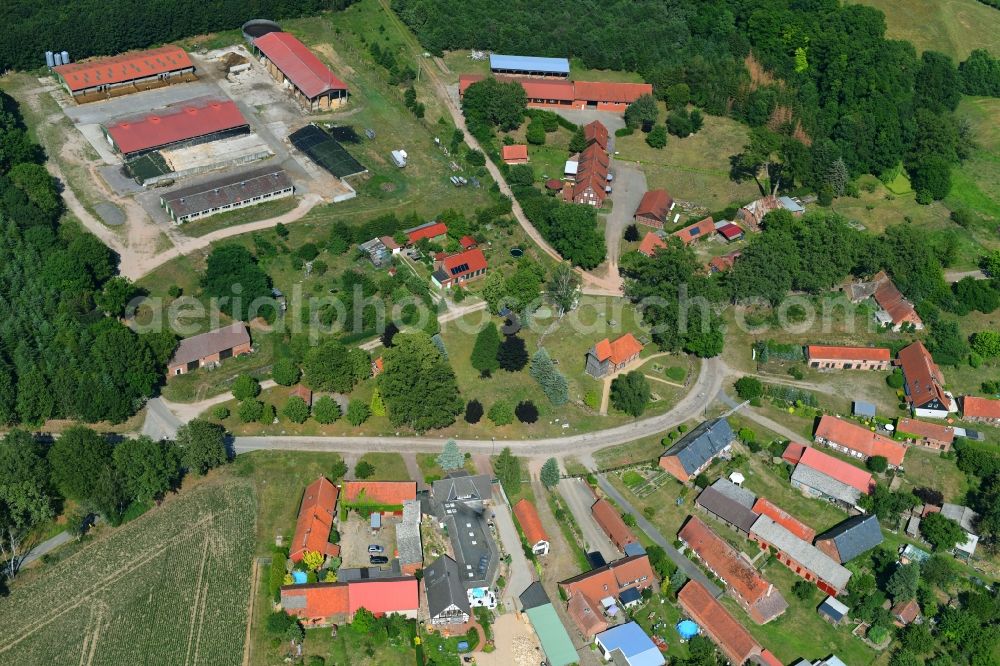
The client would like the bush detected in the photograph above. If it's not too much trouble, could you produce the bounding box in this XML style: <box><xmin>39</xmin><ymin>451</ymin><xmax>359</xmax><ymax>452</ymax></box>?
<box><xmin>313</xmin><ymin>396</ymin><xmax>340</xmax><ymax>424</ymax></box>
<box><xmin>272</xmin><ymin>358</ymin><xmax>301</xmax><ymax>386</ymax></box>
<box><xmin>354</xmin><ymin>460</ymin><xmax>375</xmax><ymax>479</ymax></box>
<box><xmin>787</xmin><ymin>365</ymin><xmax>804</xmax><ymax>380</ymax></box>
<box><xmin>488</xmin><ymin>400</ymin><xmax>514</xmax><ymax>426</ymax></box>
<box><xmin>693</xmin><ymin>473</ymin><xmax>710</xmax><ymax>489</ymax></box>
<box><xmin>232</xmin><ymin>374</ymin><xmax>261</xmax><ymax>401</ymax></box>
<box><xmin>793</xmin><ymin>580</ymin><xmax>816</xmax><ymax>601</ymax></box>
<box><xmin>507</xmin><ymin>164</ymin><xmax>534</xmax><ymax>186</ymax></box>
<box><xmin>734</xmin><ymin>376</ymin><xmax>764</xmax><ymax>400</ymax></box>
<box><xmin>515</xmin><ymin>400</ymin><xmax>538</xmax><ymax>423</ymax></box>
<box><xmin>645</xmin><ymin>125</ymin><xmax>667</xmax><ymax>149</ymax></box>
<box><xmin>584</xmin><ymin>391</ymin><xmax>599</xmax><ymax>410</ymax></box>
<box><xmin>887</xmin><ymin>369</ymin><xmax>905</xmax><ymax>388</ymax></box>
<box><xmin>346</xmin><ymin>399</ymin><xmax>370</xmax><ymax>426</ymax></box>
<box><xmin>238</xmin><ymin>399</ymin><xmax>263</xmax><ymax>423</ymax></box>
<box><xmin>296</xmin><ymin>243</ymin><xmax>319</xmax><ymax>261</ymax></box>
<box><xmin>211</xmin><ymin>405</ymin><xmax>230</xmax><ymax>420</ymax></box>
<box><xmin>614</xmin><ymin>127</ymin><xmax>634</xmax><ymax>137</ymax></box>
<box><xmin>283</xmin><ymin>396</ymin><xmax>310</xmax><ymax>424</ymax></box>
<box><xmin>465</xmin><ymin>399</ymin><xmax>484</xmax><ymax>423</ymax></box>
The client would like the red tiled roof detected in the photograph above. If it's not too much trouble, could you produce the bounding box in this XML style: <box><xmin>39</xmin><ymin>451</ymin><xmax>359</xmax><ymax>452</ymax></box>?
<box><xmin>106</xmin><ymin>99</ymin><xmax>247</xmax><ymax>155</ymax></box>
<box><xmin>807</xmin><ymin>345</ymin><xmax>891</xmax><ymax>362</ymax></box>
<box><xmin>508</xmin><ymin>76</ymin><xmax>577</xmax><ymax>101</ymax></box>
<box><xmin>898</xmin><ymin>341</ymin><xmax>947</xmax><ymax>410</ymax></box>
<box><xmin>673</xmin><ymin>217</ymin><xmax>715</xmax><ymax>244</ymax></box>
<box><xmin>634</xmin><ymin>190</ymin><xmax>673</xmax><ymax>223</ymax></box>
<box><xmin>892</xmin><ymin>599</ymin><xmax>920</xmax><ymax>624</ymax></box>
<box><xmin>406</xmin><ymin>222</ymin><xmax>448</xmax><ymax>244</ymax></box>
<box><xmin>290</xmin><ymin>477</ymin><xmax>339</xmax><ymax>562</ymax></box>
<box><xmin>281</xmin><ymin>583</ymin><xmax>349</xmax><ymax>620</ymax></box>
<box><xmin>638</xmin><ymin>232</ymin><xmax>667</xmax><ymax>257</ymax></box>
<box><xmin>962</xmin><ymin>396</ymin><xmax>1000</xmax><ymax>419</ymax></box>
<box><xmin>253</xmin><ymin>31</ymin><xmax>347</xmax><ymax>98</ymax></box>
<box><xmin>348</xmin><ymin>577</ymin><xmax>419</xmax><ymax>615</ymax></box>
<box><xmin>567</xmin><ymin>591</ymin><xmax>609</xmax><ymax>637</ymax></box>
<box><xmin>798</xmin><ymin>446</ymin><xmax>874</xmax><ymax>494</ymax></box>
<box><xmin>591</xmin><ymin>498</ymin><xmax>637</xmax><ymax>547</ymax></box>
<box><xmin>760</xmin><ymin>650</ymin><xmax>783</xmax><ymax>666</ymax></box>
<box><xmin>442</xmin><ymin>248</ymin><xmax>488</xmax><ymax>278</ymax></box>
<box><xmin>502</xmin><ymin>144</ymin><xmax>528</xmax><ymax>161</ymax></box>
<box><xmin>513</xmin><ymin>499</ymin><xmax>549</xmax><ymax>547</ymax></box>
<box><xmin>373</xmin><ymin>357</ymin><xmax>384</xmax><ymax>375</ymax></box>
<box><xmin>380</xmin><ymin>235</ymin><xmax>401</xmax><ymax>250</ymax></box>
<box><xmin>573</xmin><ymin>80</ymin><xmax>653</xmax><ymax>103</ymax></box>
<box><xmin>782</xmin><ymin>443</ymin><xmax>807</xmax><ymax>465</ymax></box>
<box><xmin>815</xmin><ymin>415</ymin><xmax>907</xmax><ymax>467</ymax></box>
<box><xmin>897</xmin><ymin>417</ymin><xmax>955</xmax><ymax>444</ymax></box>
<box><xmin>678</xmin><ymin>581</ymin><xmax>762</xmax><ymax>665</ymax></box>
<box><xmin>716</xmin><ymin>223</ymin><xmax>744</xmax><ymax>240</ymax></box>
<box><xmin>592</xmin><ymin>334</ymin><xmax>644</xmax><ymax>366</ymax></box>
<box><xmin>560</xmin><ymin>555</ymin><xmax>655</xmax><ymax>607</ymax></box>
<box><xmin>752</xmin><ymin>498</ymin><xmax>815</xmax><ymax>541</ymax></box>
<box><xmin>545</xmin><ymin>178</ymin><xmax>563</xmax><ymax>190</ymax></box>
<box><xmin>678</xmin><ymin>517</ymin><xmax>772</xmax><ymax>608</ymax></box>
<box><xmin>53</xmin><ymin>45</ymin><xmax>192</xmax><ymax>92</ymax></box>
<box><xmin>342</xmin><ymin>481</ymin><xmax>416</xmax><ymax>506</ymax></box>
<box><xmin>708</xmin><ymin>251</ymin><xmax>741</xmax><ymax>273</ymax></box>
<box><xmin>459</xmin><ymin>235</ymin><xmax>477</xmax><ymax>249</ymax></box>
<box><xmin>873</xmin><ymin>272</ymin><xmax>922</xmax><ymax>327</ymax></box>
<box><xmin>583</xmin><ymin>121</ymin><xmax>609</xmax><ymax>149</ymax></box>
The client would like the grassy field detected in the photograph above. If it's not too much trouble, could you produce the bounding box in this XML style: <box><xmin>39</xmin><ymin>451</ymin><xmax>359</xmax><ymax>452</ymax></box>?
<box><xmin>0</xmin><ymin>477</ymin><xmax>255</xmax><ymax>665</ymax></box>
<box><xmin>849</xmin><ymin>0</ymin><xmax>1000</xmax><ymax>61</ymax></box>
<box><xmin>356</xmin><ymin>452</ymin><xmax>410</xmax><ymax>481</ymax></box>
<box><xmin>614</xmin><ymin>111</ymin><xmax>761</xmax><ymax>212</ymax></box>
<box><xmin>180</xmin><ymin>196</ymin><xmax>299</xmax><ymax>238</ymax></box>
<box><xmin>594</xmin><ymin>432</ymin><xmax>675</xmax><ymax>469</ymax></box>
<box><xmin>415</xmin><ymin>452</ymin><xmax>477</xmax><ymax>482</ymax></box>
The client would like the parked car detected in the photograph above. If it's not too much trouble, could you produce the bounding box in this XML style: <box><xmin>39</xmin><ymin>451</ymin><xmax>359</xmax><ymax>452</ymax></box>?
<box><xmin>369</xmin><ymin>555</ymin><xmax>389</xmax><ymax>565</ymax></box>
<box><xmin>368</xmin><ymin>545</ymin><xmax>384</xmax><ymax>554</ymax></box>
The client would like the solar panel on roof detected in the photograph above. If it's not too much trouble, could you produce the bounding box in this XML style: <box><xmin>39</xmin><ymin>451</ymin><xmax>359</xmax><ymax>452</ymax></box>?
<box><xmin>450</xmin><ymin>263</ymin><xmax>469</xmax><ymax>275</ymax></box>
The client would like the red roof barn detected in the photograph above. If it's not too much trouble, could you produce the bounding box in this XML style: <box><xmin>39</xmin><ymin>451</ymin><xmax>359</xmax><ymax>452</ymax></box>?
<box><xmin>633</xmin><ymin>190</ymin><xmax>674</xmax><ymax>228</ymax></box>
<box><xmin>513</xmin><ymin>499</ymin><xmax>550</xmax><ymax>555</ymax></box>
<box><xmin>502</xmin><ymin>144</ymin><xmax>529</xmax><ymax>164</ymax></box>
<box><xmin>590</xmin><ymin>498</ymin><xmax>637</xmax><ymax>551</ymax></box>
<box><xmin>104</xmin><ymin>99</ymin><xmax>248</xmax><ymax>157</ymax></box>
<box><xmin>253</xmin><ymin>31</ymin><xmax>348</xmax><ymax>111</ymax></box>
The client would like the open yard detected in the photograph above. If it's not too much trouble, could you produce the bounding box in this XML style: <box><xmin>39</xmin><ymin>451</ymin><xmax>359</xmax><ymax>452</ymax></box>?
<box><xmin>0</xmin><ymin>477</ymin><xmax>256</xmax><ymax>666</ymax></box>
<box><xmin>355</xmin><ymin>452</ymin><xmax>411</xmax><ymax>481</ymax></box>
<box><xmin>850</xmin><ymin>0</ymin><xmax>1000</xmax><ymax>61</ymax></box>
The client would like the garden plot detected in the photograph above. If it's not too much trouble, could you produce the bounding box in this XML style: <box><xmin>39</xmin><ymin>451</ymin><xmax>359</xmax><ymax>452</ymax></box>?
<box><xmin>0</xmin><ymin>480</ymin><xmax>255</xmax><ymax>666</ymax></box>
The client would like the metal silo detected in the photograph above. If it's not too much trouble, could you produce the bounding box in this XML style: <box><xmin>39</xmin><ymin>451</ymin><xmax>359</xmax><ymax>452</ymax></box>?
<box><xmin>45</xmin><ymin>51</ymin><xmax>54</xmax><ymax>67</ymax></box>
<box><xmin>61</xmin><ymin>51</ymin><xmax>70</xmax><ymax>64</ymax></box>
<box><xmin>53</xmin><ymin>53</ymin><xmax>62</xmax><ymax>66</ymax></box>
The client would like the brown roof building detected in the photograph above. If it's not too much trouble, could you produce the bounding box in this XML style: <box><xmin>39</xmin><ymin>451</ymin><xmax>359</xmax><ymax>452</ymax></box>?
<box><xmin>559</xmin><ymin>555</ymin><xmax>656</xmax><ymax>637</ymax></box>
<box><xmin>892</xmin><ymin>599</ymin><xmax>921</xmax><ymax>626</ymax></box>
<box><xmin>633</xmin><ymin>190</ymin><xmax>674</xmax><ymax>228</ymax></box>
<box><xmin>637</xmin><ymin>232</ymin><xmax>667</xmax><ymax>258</ymax></box>
<box><xmin>677</xmin><ymin>581</ymin><xmax>763</xmax><ymax>665</ymax></box>
<box><xmin>53</xmin><ymin>45</ymin><xmax>196</xmax><ymax>101</ymax></box>
<box><xmin>567</xmin><ymin>591</ymin><xmax>609</xmax><ymax>637</ymax></box>
<box><xmin>502</xmin><ymin>144</ymin><xmax>529</xmax><ymax>164</ymax></box>
<box><xmin>736</xmin><ymin>195</ymin><xmax>782</xmax><ymax>231</ymax></box>
<box><xmin>897</xmin><ymin>417</ymin><xmax>955</xmax><ymax>451</ymax></box>
<box><xmin>290</xmin><ymin>477</ymin><xmax>341</xmax><ymax>563</ymax></box>
<box><xmin>591</xmin><ymin>498</ymin><xmax>638</xmax><ymax>552</ymax></box>
<box><xmin>814</xmin><ymin>415</ymin><xmax>907</xmax><ymax>468</ymax></box>
<box><xmin>872</xmin><ymin>271</ymin><xmax>923</xmax><ymax>331</ymax></box>
<box><xmin>898</xmin><ymin>341</ymin><xmax>953</xmax><ymax>418</ymax></box>
<box><xmin>673</xmin><ymin>217</ymin><xmax>715</xmax><ymax>245</ymax></box>
<box><xmin>678</xmin><ymin>516</ymin><xmax>788</xmax><ymax>623</ymax></box>
<box><xmin>513</xmin><ymin>499</ymin><xmax>550</xmax><ymax>556</ymax></box>
<box><xmin>585</xmin><ymin>333</ymin><xmax>644</xmax><ymax>378</ymax></box>
<box><xmin>806</xmin><ymin>345</ymin><xmax>892</xmax><ymax>371</ymax></box>
<box><xmin>167</xmin><ymin>323</ymin><xmax>251</xmax><ymax>376</ymax></box>
<box><xmin>961</xmin><ymin>396</ymin><xmax>1000</xmax><ymax>424</ymax></box>
<box><xmin>583</xmin><ymin>121</ymin><xmax>609</xmax><ymax>150</ymax></box>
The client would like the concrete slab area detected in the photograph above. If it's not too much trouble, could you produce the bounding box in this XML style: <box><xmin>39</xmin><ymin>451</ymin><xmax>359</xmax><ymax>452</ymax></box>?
<box><xmin>558</xmin><ymin>478</ymin><xmax>618</xmax><ymax>562</ymax></box>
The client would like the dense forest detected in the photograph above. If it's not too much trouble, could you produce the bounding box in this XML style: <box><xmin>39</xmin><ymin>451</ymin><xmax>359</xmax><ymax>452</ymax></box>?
<box><xmin>395</xmin><ymin>0</ymin><xmax>999</xmax><ymax>202</ymax></box>
<box><xmin>0</xmin><ymin>91</ymin><xmax>168</xmax><ymax>426</ymax></box>
<box><xmin>0</xmin><ymin>0</ymin><xmax>357</xmax><ymax>72</ymax></box>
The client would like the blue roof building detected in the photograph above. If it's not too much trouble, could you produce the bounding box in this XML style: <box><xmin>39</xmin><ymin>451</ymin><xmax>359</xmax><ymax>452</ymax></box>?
<box><xmin>594</xmin><ymin>622</ymin><xmax>665</xmax><ymax>666</ymax></box>
<box><xmin>853</xmin><ymin>401</ymin><xmax>877</xmax><ymax>418</ymax></box>
<box><xmin>623</xmin><ymin>542</ymin><xmax>646</xmax><ymax>557</ymax></box>
<box><xmin>490</xmin><ymin>54</ymin><xmax>570</xmax><ymax>77</ymax></box>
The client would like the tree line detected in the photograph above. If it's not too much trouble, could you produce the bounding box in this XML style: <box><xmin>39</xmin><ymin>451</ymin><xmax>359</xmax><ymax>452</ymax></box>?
<box><xmin>1</xmin><ymin>0</ymin><xmax>358</xmax><ymax>72</ymax></box>
<box><xmin>0</xmin><ymin>91</ymin><xmax>169</xmax><ymax>426</ymax></box>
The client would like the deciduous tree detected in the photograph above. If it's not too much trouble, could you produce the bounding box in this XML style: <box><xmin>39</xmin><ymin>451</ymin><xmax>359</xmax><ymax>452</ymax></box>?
<box><xmin>610</xmin><ymin>372</ymin><xmax>650</xmax><ymax>417</ymax></box>
<box><xmin>175</xmin><ymin>419</ymin><xmax>227</xmax><ymax>476</ymax></box>
<box><xmin>920</xmin><ymin>512</ymin><xmax>966</xmax><ymax>552</ymax></box>
<box><xmin>112</xmin><ymin>436</ymin><xmax>180</xmax><ymax>503</ymax></box>
<box><xmin>272</xmin><ymin>358</ymin><xmax>301</xmax><ymax>386</ymax></box>
<box><xmin>283</xmin><ymin>396</ymin><xmax>310</xmax><ymax>424</ymax></box>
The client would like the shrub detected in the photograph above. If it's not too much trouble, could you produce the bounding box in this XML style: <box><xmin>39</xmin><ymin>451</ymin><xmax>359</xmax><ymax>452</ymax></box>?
<box><xmin>260</xmin><ymin>403</ymin><xmax>276</xmax><ymax>424</ymax></box>
<box><xmin>584</xmin><ymin>391</ymin><xmax>599</xmax><ymax>410</ymax></box>
<box><xmin>354</xmin><ymin>460</ymin><xmax>375</xmax><ymax>479</ymax></box>
<box><xmin>232</xmin><ymin>374</ymin><xmax>261</xmax><ymax>401</ymax></box>
<box><xmin>645</xmin><ymin>125</ymin><xmax>667</xmax><ymax>149</ymax></box>
<box><xmin>272</xmin><ymin>358</ymin><xmax>301</xmax><ymax>386</ymax></box>
<box><xmin>887</xmin><ymin>369</ymin><xmax>905</xmax><ymax>388</ymax></box>
<box><xmin>734</xmin><ymin>376</ymin><xmax>764</xmax><ymax>400</ymax></box>
<box><xmin>515</xmin><ymin>400</ymin><xmax>538</xmax><ymax>423</ymax></box>
<box><xmin>238</xmin><ymin>399</ymin><xmax>263</xmax><ymax>423</ymax></box>
<box><xmin>614</xmin><ymin>127</ymin><xmax>634</xmax><ymax>137</ymax></box>
<box><xmin>313</xmin><ymin>396</ymin><xmax>340</xmax><ymax>424</ymax></box>
<box><xmin>346</xmin><ymin>399</ymin><xmax>370</xmax><ymax>426</ymax></box>
<box><xmin>283</xmin><ymin>396</ymin><xmax>310</xmax><ymax>424</ymax></box>
<box><xmin>693</xmin><ymin>473</ymin><xmax>710</xmax><ymax>489</ymax></box>
<box><xmin>465</xmin><ymin>399</ymin><xmax>484</xmax><ymax>423</ymax></box>
<box><xmin>211</xmin><ymin>405</ymin><xmax>230</xmax><ymax>420</ymax></box>
<box><xmin>787</xmin><ymin>365</ymin><xmax>804</xmax><ymax>380</ymax></box>
<box><xmin>167</xmin><ymin>285</ymin><xmax>182</xmax><ymax>298</ymax></box>
<box><xmin>665</xmin><ymin>366</ymin><xmax>685</xmax><ymax>381</ymax></box>
<box><xmin>488</xmin><ymin>400</ymin><xmax>514</xmax><ymax>426</ymax></box>
<box><xmin>296</xmin><ymin>243</ymin><xmax>319</xmax><ymax>261</ymax></box>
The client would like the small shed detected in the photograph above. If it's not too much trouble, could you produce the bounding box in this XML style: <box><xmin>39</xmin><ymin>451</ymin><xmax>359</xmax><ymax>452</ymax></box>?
<box><xmin>623</xmin><ymin>542</ymin><xmax>646</xmax><ymax>557</ymax></box>
<box><xmin>390</xmin><ymin>149</ymin><xmax>407</xmax><ymax>168</ymax></box>
<box><xmin>370</xmin><ymin>512</ymin><xmax>382</xmax><ymax>533</ymax></box>
<box><xmin>619</xmin><ymin>587</ymin><xmax>642</xmax><ymax>609</ymax></box>
<box><xmin>728</xmin><ymin>471</ymin><xmax>745</xmax><ymax>486</ymax></box>
<box><xmin>818</xmin><ymin>596</ymin><xmax>849</xmax><ymax>625</ymax></box>
<box><xmin>853</xmin><ymin>401</ymin><xmax>877</xmax><ymax>418</ymax></box>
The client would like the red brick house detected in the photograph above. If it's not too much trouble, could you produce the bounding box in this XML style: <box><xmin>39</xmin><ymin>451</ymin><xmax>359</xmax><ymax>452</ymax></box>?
<box><xmin>281</xmin><ymin>577</ymin><xmax>419</xmax><ymax>626</ymax></box>
<box><xmin>565</xmin><ymin>142</ymin><xmax>610</xmax><ymax>207</ymax></box>
<box><xmin>502</xmin><ymin>144</ymin><xmax>529</xmax><ymax>164</ymax></box>
<box><xmin>590</xmin><ymin>498</ymin><xmax>638</xmax><ymax>551</ymax></box>
<box><xmin>167</xmin><ymin>323</ymin><xmax>251</xmax><ymax>376</ymax></box>
<box><xmin>872</xmin><ymin>271</ymin><xmax>923</xmax><ymax>331</ymax></box>
<box><xmin>633</xmin><ymin>190</ymin><xmax>674</xmax><ymax>228</ymax></box>
<box><xmin>431</xmin><ymin>248</ymin><xmax>488</xmax><ymax>288</ymax></box>
<box><xmin>673</xmin><ymin>217</ymin><xmax>714</xmax><ymax>245</ymax></box>
<box><xmin>583</xmin><ymin>120</ymin><xmax>609</xmax><ymax>150</ymax></box>
<box><xmin>291</xmin><ymin>477</ymin><xmax>341</xmax><ymax>563</ymax></box>
<box><xmin>806</xmin><ymin>345</ymin><xmax>891</xmax><ymax>370</ymax></box>
<box><xmin>814</xmin><ymin>415</ymin><xmax>907</xmax><ymax>468</ymax></box>
<box><xmin>897</xmin><ymin>417</ymin><xmax>955</xmax><ymax>451</ymax></box>
<box><xmin>559</xmin><ymin>555</ymin><xmax>655</xmax><ymax>636</ymax></box>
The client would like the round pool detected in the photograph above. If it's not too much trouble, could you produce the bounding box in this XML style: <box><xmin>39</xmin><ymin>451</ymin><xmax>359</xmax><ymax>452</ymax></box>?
<box><xmin>676</xmin><ymin>620</ymin><xmax>699</xmax><ymax>640</ymax></box>
<box><xmin>510</xmin><ymin>247</ymin><xmax>524</xmax><ymax>258</ymax></box>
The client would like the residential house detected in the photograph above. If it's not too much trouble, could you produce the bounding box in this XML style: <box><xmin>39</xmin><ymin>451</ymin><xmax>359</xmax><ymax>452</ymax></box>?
<box><xmin>585</xmin><ymin>333</ymin><xmax>644</xmax><ymax>378</ymax></box>
<box><xmin>673</xmin><ymin>217</ymin><xmax>715</xmax><ymax>245</ymax></box>
<box><xmin>736</xmin><ymin>195</ymin><xmax>782</xmax><ymax>231</ymax></box>
<box><xmin>677</xmin><ymin>581</ymin><xmax>764</xmax><ymax>665</ymax></box>
<box><xmin>280</xmin><ymin>577</ymin><xmax>419</xmax><ymax>625</ymax></box>
<box><xmin>519</xmin><ymin>583</ymin><xmax>578</xmax><ymax>666</ymax></box>
<box><xmin>431</xmin><ymin>248</ymin><xmax>488</xmax><ymax>289</ymax></box>
<box><xmin>565</xmin><ymin>142</ymin><xmax>610</xmax><ymax>206</ymax></box>
<box><xmin>694</xmin><ymin>485</ymin><xmax>759</xmax><ymax>536</ymax></box>
<box><xmin>818</xmin><ymin>596</ymin><xmax>850</xmax><ymax>626</ymax></box>
<box><xmin>583</xmin><ymin>120</ymin><xmax>609</xmax><ymax>150</ymax></box>
<box><xmin>892</xmin><ymin>599</ymin><xmax>921</xmax><ymax>626</ymax></box>
<box><xmin>637</xmin><ymin>231</ymin><xmax>667</xmax><ymax>257</ymax></box>
<box><xmin>814</xmin><ymin>415</ymin><xmax>907</xmax><ymax>468</ymax></box>
<box><xmin>594</xmin><ymin>622</ymin><xmax>666</xmax><ymax>666</ymax></box>
<box><xmin>806</xmin><ymin>345</ymin><xmax>891</xmax><ymax>371</ymax></box>
<box><xmin>707</xmin><ymin>250</ymin><xmax>741</xmax><ymax>273</ymax></box>
<box><xmin>898</xmin><ymin>341</ymin><xmax>954</xmax><ymax>418</ymax></box>
<box><xmin>678</xmin><ymin>516</ymin><xmax>788</xmax><ymax>623</ymax></box>
<box><xmin>789</xmin><ymin>445</ymin><xmax>874</xmax><ymax>508</ymax></box>
<box><xmin>559</xmin><ymin>555</ymin><xmax>656</xmax><ymax>637</ymax></box>
<box><xmin>897</xmin><ymin>417</ymin><xmax>955</xmax><ymax>451</ymax></box>
<box><xmin>431</xmin><ymin>473</ymin><xmax>498</xmax><ymax>589</ymax></box>
<box><xmin>961</xmin><ymin>396</ymin><xmax>1000</xmax><ymax>424</ymax></box>
<box><xmin>424</xmin><ymin>555</ymin><xmax>471</xmax><ymax>625</ymax></box>
<box><xmin>633</xmin><ymin>189</ymin><xmax>674</xmax><ymax>228</ymax></box>
<box><xmin>814</xmin><ymin>515</ymin><xmax>884</xmax><ymax>564</ymax></box>
<box><xmin>290</xmin><ymin>477</ymin><xmax>341</xmax><ymax>563</ymax></box>
<box><xmin>591</xmin><ymin>498</ymin><xmax>638</xmax><ymax>552</ymax></box>
<box><xmin>871</xmin><ymin>271</ymin><xmax>923</xmax><ymax>331</ymax></box>
<box><xmin>513</xmin><ymin>499</ymin><xmax>550</xmax><ymax>556</ymax></box>
<box><xmin>752</xmin><ymin>498</ymin><xmax>816</xmax><ymax>541</ymax></box>
<box><xmin>404</xmin><ymin>221</ymin><xmax>448</xmax><ymax>246</ymax></box>
<box><xmin>502</xmin><ymin>144</ymin><xmax>529</xmax><ymax>164</ymax></box>
<box><xmin>167</xmin><ymin>323</ymin><xmax>251</xmax><ymax>376</ymax></box>
<box><xmin>658</xmin><ymin>418</ymin><xmax>735</xmax><ymax>482</ymax></box>
<box><xmin>749</xmin><ymin>515</ymin><xmax>852</xmax><ymax>596</ymax></box>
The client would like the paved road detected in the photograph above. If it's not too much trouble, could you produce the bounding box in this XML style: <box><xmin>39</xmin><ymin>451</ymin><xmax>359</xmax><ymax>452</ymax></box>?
<box><xmin>142</xmin><ymin>397</ymin><xmax>184</xmax><ymax>441</ymax></box>
<box><xmin>558</xmin><ymin>478</ymin><xmax>618</xmax><ymax>562</ymax></box>
<box><xmin>491</xmin><ymin>483</ymin><xmax>535</xmax><ymax>612</ymax></box>
<box><xmin>602</xmin><ymin>162</ymin><xmax>647</xmax><ymax>279</ymax></box>
<box><xmin>945</xmin><ymin>269</ymin><xmax>986</xmax><ymax>283</ymax></box>
<box><xmin>231</xmin><ymin>356</ymin><xmax>724</xmax><ymax>459</ymax></box>
<box><xmin>21</xmin><ymin>530</ymin><xmax>73</xmax><ymax>567</ymax></box>
<box><xmin>596</xmin><ymin>474</ymin><xmax>723</xmax><ymax>598</ymax></box>
<box><xmin>716</xmin><ymin>389</ymin><xmax>804</xmax><ymax>443</ymax></box>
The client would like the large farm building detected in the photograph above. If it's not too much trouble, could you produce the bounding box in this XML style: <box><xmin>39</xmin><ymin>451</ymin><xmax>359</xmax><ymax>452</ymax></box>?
<box><xmin>460</xmin><ymin>75</ymin><xmax>652</xmax><ymax>112</ymax></box>
<box><xmin>102</xmin><ymin>99</ymin><xmax>250</xmax><ymax>159</ymax></box>
<box><xmin>251</xmin><ymin>31</ymin><xmax>349</xmax><ymax>111</ymax></box>
<box><xmin>52</xmin><ymin>45</ymin><xmax>195</xmax><ymax>103</ymax></box>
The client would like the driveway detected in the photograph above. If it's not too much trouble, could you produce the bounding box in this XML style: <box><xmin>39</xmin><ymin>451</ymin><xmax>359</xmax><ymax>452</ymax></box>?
<box><xmin>558</xmin><ymin>478</ymin><xmax>618</xmax><ymax>562</ymax></box>
<box><xmin>549</xmin><ymin>108</ymin><xmax>626</xmax><ymax>137</ymax></box>
<box><xmin>603</xmin><ymin>162</ymin><xmax>647</xmax><ymax>274</ymax></box>
<box><xmin>491</xmin><ymin>483</ymin><xmax>535</xmax><ymax>612</ymax></box>
<box><xmin>142</xmin><ymin>398</ymin><xmax>184</xmax><ymax>441</ymax></box>
<box><xmin>596</xmin><ymin>474</ymin><xmax>722</xmax><ymax>598</ymax></box>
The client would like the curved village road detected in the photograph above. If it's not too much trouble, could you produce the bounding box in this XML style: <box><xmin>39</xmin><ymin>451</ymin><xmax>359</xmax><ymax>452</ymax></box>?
<box><xmin>231</xmin><ymin>356</ymin><xmax>725</xmax><ymax>459</ymax></box>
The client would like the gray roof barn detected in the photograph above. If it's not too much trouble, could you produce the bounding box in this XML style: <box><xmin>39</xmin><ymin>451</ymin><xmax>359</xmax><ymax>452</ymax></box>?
<box><xmin>519</xmin><ymin>581</ymin><xmax>551</xmax><ymax>611</ymax></box>
<box><xmin>661</xmin><ymin>418</ymin><xmax>735</xmax><ymax>477</ymax></box>
<box><xmin>168</xmin><ymin>322</ymin><xmax>250</xmax><ymax>367</ymax></box>
<box><xmin>396</xmin><ymin>500</ymin><xmax>423</xmax><ymax>568</ymax></box>
<box><xmin>790</xmin><ymin>463</ymin><xmax>862</xmax><ymax>506</ymax></box>
<box><xmin>160</xmin><ymin>166</ymin><xmax>292</xmax><ymax>219</ymax></box>
<box><xmin>709</xmin><ymin>478</ymin><xmax>757</xmax><ymax>508</ymax></box>
<box><xmin>750</xmin><ymin>516</ymin><xmax>852</xmax><ymax>592</ymax></box>
<box><xmin>695</xmin><ymin>486</ymin><xmax>759</xmax><ymax>534</ymax></box>
<box><xmin>815</xmin><ymin>515</ymin><xmax>883</xmax><ymax>564</ymax></box>
<box><xmin>424</xmin><ymin>554</ymin><xmax>471</xmax><ymax>621</ymax></box>
<box><xmin>941</xmin><ymin>503</ymin><xmax>979</xmax><ymax>533</ymax></box>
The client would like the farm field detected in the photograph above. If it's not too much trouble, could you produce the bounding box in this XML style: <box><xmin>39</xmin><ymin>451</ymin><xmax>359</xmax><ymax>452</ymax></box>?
<box><xmin>0</xmin><ymin>478</ymin><xmax>256</xmax><ymax>666</ymax></box>
<box><xmin>850</xmin><ymin>0</ymin><xmax>1000</xmax><ymax>61</ymax></box>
